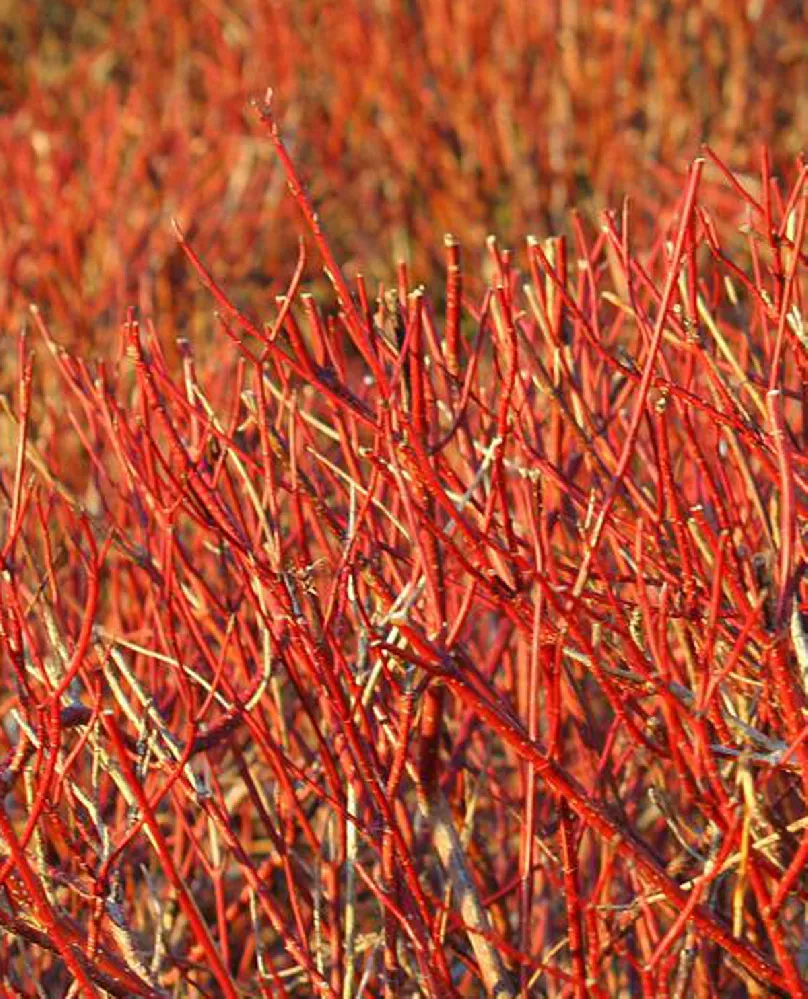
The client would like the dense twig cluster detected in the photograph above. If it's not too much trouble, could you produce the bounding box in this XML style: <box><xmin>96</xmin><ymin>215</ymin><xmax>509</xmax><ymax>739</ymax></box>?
<box><xmin>1</xmin><ymin>92</ymin><xmax>807</xmax><ymax>996</ymax></box>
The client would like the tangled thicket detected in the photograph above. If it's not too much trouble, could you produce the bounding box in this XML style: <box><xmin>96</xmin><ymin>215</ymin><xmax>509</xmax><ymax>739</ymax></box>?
<box><xmin>1</xmin><ymin>92</ymin><xmax>808</xmax><ymax>995</ymax></box>
<box><xmin>3</xmin><ymin>3</ymin><xmax>808</xmax><ymax>997</ymax></box>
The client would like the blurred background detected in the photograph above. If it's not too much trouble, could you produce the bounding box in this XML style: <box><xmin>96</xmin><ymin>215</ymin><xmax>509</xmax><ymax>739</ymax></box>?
<box><xmin>1</xmin><ymin>0</ymin><xmax>807</xmax><ymax>354</ymax></box>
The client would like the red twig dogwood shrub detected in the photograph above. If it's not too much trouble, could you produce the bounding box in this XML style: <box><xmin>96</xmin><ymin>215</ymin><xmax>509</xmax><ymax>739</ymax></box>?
<box><xmin>2</xmin><ymin>97</ymin><xmax>808</xmax><ymax>996</ymax></box>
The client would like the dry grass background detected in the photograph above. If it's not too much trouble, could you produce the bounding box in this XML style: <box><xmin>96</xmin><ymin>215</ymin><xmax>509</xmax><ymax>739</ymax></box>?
<box><xmin>1</xmin><ymin>0</ymin><xmax>806</xmax><ymax>355</ymax></box>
